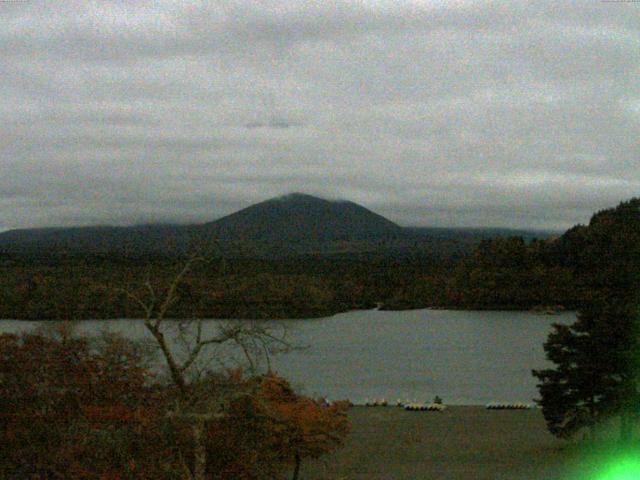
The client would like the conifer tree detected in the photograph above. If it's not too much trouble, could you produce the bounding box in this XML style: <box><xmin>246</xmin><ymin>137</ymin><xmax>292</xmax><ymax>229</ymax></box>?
<box><xmin>533</xmin><ymin>299</ymin><xmax>640</xmax><ymax>440</ymax></box>
<box><xmin>533</xmin><ymin>198</ymin><xmax>640</xmax><ymax>441</ymax></box>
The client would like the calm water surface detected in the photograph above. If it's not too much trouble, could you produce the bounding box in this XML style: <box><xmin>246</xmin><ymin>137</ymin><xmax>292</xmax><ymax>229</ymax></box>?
<box><xmin>0</xmin><ymin>309</ymin><xmax>574</xmax><ymax>405</ymax></box>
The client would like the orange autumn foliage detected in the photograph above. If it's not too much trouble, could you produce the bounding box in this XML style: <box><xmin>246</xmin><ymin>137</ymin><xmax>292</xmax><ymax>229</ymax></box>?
<box><xmin>0</xmin><ymin>333</ymin><xmax>350</xmax><ymax>479</ymax></box>
<box><xmin>257</xmin><ymin>374</ymin><xmax>351</xmax><ymax>459</ymax></box>
<box><xmin>205</xmin><ymin>372</ymin><xmax>351</xmax><ymax>479</ymax></box>
<box><xmin>0</xmin><ymin>332</ymin><xmax>177</xmax><ymax>479</ymax></box>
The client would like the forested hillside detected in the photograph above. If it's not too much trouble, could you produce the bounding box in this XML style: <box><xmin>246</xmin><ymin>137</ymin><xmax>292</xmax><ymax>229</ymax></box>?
<box><xmin>440</xmin><ymin>198</ymin><xmax>640</xmax><ymax>311</ymax></box>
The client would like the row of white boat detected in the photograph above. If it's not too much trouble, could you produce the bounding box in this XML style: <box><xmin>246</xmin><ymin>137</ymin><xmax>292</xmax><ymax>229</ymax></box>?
<box><xmin>357</xmin><ymin>399</ymin><xmax>533</xmax><ymax>411</ymax></box>
<box><xmin>360</xmin><ymin>399</ymin><xmax>446</xmax><ymax>411</ymax></box>
<box><xmin>485</xmin><ymin>403</ymin><xmax>533</xmax><ymax>410</ymax></box>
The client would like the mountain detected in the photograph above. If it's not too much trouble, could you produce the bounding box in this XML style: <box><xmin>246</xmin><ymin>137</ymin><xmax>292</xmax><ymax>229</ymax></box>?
<box><xmin>0</xmin><ymin>193</ymin><xmax>404</xmax><ymax>258</ymax></box>
<box><xmin>198</xmin><ymin>193</ymin><xmax>403</xmax><ymax>242</ymax></box>
<box><xmin>0</xmin><ymin>193</ymin><xmax>555</xmax><ymax>259</ymax></box>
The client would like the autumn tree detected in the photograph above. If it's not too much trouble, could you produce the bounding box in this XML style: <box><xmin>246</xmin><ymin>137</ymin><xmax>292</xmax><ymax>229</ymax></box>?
<box><xmin>255</xmin><ymin>374</ymin><xmax>351</xmax><ymax>480</ymax></box>
<box><xmin>1</xmin><ymin>251</ymin><xmax>350</xmax><ymax>479</ymax></box>
<box><xmin>204</xmin><ymin>372</ymin><xmax>351</xmax><ymax>480</ymax></box>
<box><xmin>121</xmin><ymin>253</ymin><xmax>332</xmax><ymax>479</ymax></box>
<box><xmin>0</xmin><ymin>329</ymin><xmax>182</xmax><ymax>479</ymax></box>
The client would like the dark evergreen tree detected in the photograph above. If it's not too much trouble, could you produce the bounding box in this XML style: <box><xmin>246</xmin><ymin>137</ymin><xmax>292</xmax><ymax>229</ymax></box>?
<box><xmin>533</xmin><ymin>198</ymin><xmax>640</xmax><ymax>441</ymax></box>
<box><xmin>533</xmin><ymin>299</ymin><xmax>640</xmax><ymax>440</ymax></box>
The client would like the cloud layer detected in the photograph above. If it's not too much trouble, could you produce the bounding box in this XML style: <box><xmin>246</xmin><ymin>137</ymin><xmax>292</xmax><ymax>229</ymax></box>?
<box><xmin>2</xmin><ymin>0</ymin><xmax>639</xmax><ymax>231</ymax></box>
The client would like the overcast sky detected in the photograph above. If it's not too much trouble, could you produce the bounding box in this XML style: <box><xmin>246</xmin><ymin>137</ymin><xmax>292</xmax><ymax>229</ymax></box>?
<box><xmin>1</xmin><ymin>0</ymin><xmax>639</xmax><ymax>231</ymax></box>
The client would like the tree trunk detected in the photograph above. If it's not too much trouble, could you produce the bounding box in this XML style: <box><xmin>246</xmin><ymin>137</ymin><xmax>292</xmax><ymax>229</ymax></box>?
<box><xmin>193</xmin><ymin>420</ymin><xmax>207</xmax><ymax>480</ymax></box>
<box><xmin>147</xmin><ymin>325</ymin><xmax>187</xmax><ymax>395</ymax></box>
<box><xmin>292</xmin><ymin>453</ymin><xmax>301</xmax><ymax>480</ymax></box>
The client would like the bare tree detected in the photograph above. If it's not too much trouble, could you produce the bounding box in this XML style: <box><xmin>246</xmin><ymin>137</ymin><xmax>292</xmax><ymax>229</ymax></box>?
<box><xmin>119</xmin><ymin>251</ymin><xmax>294</xmax><ymax>479</ymax></box>
<box><xmin>121</xmin><ymin>253</ymin><xmax>291</xmax><ymax>390</ymax></box>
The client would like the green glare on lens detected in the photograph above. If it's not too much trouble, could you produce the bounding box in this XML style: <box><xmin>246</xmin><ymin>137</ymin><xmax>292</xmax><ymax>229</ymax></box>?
<box><xmin>597</xmin><ymin>456</ymin><xmax>640</xmax><ymax>480</ymax></box>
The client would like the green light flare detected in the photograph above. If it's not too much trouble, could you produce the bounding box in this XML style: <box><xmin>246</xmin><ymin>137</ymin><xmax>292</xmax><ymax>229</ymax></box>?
<box><xmin>596</xmin><ymin>456</ymin><xmax>640</xmax><ymax>480</ymax></box>
<box><xmin>561</xmin><ymin>443</ymin><xmax>640</xmax><ymax>480</ymax></box>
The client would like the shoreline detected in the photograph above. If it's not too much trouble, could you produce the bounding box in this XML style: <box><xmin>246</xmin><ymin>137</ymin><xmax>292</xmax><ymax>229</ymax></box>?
<box><xmin>304</xmin><ymin>405</ymin><xmax>576</xmax><ymax>480</ymax></box>
<box><xmin>0</xmin><ymin>305</ymin><xmax>575</xmax><ymax>322</ymax></box>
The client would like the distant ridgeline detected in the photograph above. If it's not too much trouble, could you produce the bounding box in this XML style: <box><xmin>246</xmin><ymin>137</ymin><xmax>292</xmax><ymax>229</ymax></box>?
<box><xmin>0</xmin><ymin>193</ymin><xmax>636</xmax><ymax>320</ymax></box>
<box><xmin>0</xmin><ymin>193</ymin><xmax>554</xmax><ymax>260</ymax></box>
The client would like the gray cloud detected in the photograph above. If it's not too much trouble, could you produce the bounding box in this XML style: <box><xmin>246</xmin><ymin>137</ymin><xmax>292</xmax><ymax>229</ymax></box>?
<box><xmin>1</xmin><ymin>0</ymin><xmax>639</xmax><ymax>232</ymax></box>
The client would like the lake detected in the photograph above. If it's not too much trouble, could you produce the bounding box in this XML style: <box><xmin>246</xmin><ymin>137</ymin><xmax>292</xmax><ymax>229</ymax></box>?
<box><xmin>0</xmin><ymin>309</ymin><xmax>574</xmax><ymax>405</ymax></box>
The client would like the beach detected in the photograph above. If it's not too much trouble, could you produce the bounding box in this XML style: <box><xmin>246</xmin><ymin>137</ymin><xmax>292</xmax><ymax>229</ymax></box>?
<box><xmin>304</xmin><ymin>406</ymin><xmax>578</xmax><ymax>480</ymax></box>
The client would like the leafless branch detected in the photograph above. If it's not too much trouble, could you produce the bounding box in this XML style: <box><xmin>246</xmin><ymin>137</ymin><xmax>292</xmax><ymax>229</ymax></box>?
<box><xmin>119</xmin><ymin>251</ymin><xmax>295</xmax><ymax>401</ymax></box>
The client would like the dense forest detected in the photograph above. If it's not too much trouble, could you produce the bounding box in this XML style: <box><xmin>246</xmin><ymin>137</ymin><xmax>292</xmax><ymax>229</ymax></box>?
<box><xmin>0</xmin><ymin>197</ymin><xmax>637</xmax><ymax>320</ymax></box>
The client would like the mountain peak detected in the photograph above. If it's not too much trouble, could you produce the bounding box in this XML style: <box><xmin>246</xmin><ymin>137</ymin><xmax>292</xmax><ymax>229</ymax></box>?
<box><xmin>203</xmin><ymin>193</ymin><xmax>401</xmax><ymax>242</ymax></box>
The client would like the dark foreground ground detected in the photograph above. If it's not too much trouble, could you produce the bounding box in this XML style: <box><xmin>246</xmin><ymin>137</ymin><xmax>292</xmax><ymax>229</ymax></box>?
<box><xmin>303</xmin><ymin>406</ymin><xmax>580</xmax><ymax>480</ymax></box>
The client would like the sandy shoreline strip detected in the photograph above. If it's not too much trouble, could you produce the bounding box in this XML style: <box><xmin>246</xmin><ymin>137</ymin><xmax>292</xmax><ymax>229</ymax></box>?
<box><xmin>304</xmin><ymin>406</ymin><xmax>578</xmax><ymax>480</ymax></box>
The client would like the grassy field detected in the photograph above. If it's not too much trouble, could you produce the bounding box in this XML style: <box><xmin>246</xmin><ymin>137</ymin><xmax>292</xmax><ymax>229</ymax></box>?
<box><xmin>303</xmin><ymin>406</ymin><xmax>581</xmax><ymax>480</ymax></box>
